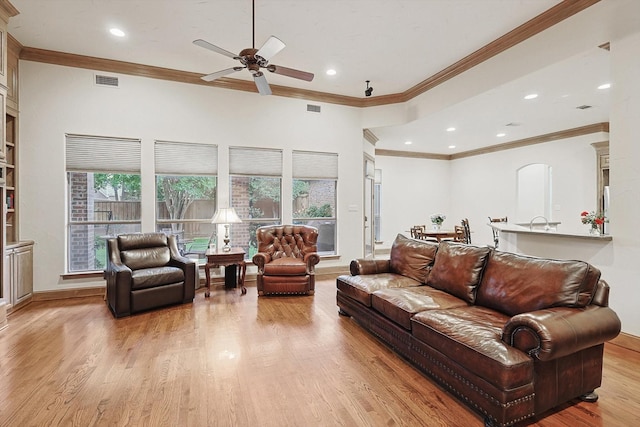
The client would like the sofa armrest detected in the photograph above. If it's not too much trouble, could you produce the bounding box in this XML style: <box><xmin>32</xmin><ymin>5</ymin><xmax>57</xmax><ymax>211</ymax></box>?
<box><xmin>502</xmin><ymin>305</ymin><xmax>621</xmax><ymax>361</ymax></box>
<box><xmin>252</xmin><ymin>253</ymin><xmax>272</xmax><ymax>273</ymax></box>
<box><xmin>349</xmin><ymin>259</ymin><xmax>391</xmax><ymax>276</ymax></box>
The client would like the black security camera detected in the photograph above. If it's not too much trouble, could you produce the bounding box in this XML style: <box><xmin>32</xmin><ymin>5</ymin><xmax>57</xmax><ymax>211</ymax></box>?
<box><xmin>365</xmin><ymin>80</ymin><xmax>373</xmax><ymax>97</ymax></box>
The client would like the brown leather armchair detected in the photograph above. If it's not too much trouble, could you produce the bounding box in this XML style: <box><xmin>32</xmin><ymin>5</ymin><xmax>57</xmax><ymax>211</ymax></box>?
<box><xmin>252</xmin><ymin>225</ymin><xmax>320</xmax><ymax>295</ymax></box>
<box><xmin>105</xmin><ymin>232</ymin><xmax>197</xmax><ymax>317</ymax></box>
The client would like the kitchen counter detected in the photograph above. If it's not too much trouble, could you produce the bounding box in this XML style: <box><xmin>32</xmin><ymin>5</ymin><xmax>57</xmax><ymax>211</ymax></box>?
<box><xmin>489</xmin><ymin>222</ymin><xmax>612</xmax><ymax>241</ymax></box>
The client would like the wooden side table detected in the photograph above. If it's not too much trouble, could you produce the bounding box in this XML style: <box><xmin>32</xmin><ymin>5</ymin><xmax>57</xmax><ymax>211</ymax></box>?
<box><xmin>204</xmin><ymin>247</ymin><xmax>247</xmax><ymax>297</ymax></box>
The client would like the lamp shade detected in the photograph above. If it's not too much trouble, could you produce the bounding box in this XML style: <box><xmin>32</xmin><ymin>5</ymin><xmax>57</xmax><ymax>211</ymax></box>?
<box><xmin>211</xmin><ymin>207</ymin><xmax>242</xmax><ymax>224</ymax></box>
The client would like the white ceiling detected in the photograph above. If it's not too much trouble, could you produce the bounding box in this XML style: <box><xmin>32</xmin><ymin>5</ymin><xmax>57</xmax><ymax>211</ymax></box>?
<box><xmin>6</xmin><ymin>0</ymin><xmax>639</xmax><ymax>154</ymax></box>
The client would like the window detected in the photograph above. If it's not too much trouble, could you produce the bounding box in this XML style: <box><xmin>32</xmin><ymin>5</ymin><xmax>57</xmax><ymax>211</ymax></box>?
<box><xmin>155</xmin><ymin>141</ymin><xmax>218</xmax><ymax>264</ymax></box>
<box><xmin>229</xmin><ymin>147</ymin><xmax>282</xmax><ymax>259</ymax></box>
<box><xmin>292</xmin><ymin>150</ymin><xmax>338</xmax><ymax>255</ymax></box>
<box><xmin>66</xmin><ymin>135</ymin><xmax>141</xmax><ymax>272</ymax></box>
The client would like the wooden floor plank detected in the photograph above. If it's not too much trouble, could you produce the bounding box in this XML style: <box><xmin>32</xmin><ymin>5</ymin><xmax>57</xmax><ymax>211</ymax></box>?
<box><xmin>1</xmin><ymin>279</ymin><xmax>638</xmax><ymax>426</ymax></box>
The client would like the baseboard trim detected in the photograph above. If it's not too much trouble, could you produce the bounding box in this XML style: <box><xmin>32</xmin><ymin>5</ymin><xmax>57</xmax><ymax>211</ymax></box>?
<box><xmin>610</xmin><ymin>332</ymin><xmax>640</xmax><ymax>353</ymax></box>
<box><xmin>33</xmin><ymin>287</ymin><xmax>105</xmax><ymax>301</ymax></box>
<box><xmin>36</xmin><ymin>265</ymin><xmax>349</xmax><ymax>302</ymax></box>
<box><xmin>0</xmin><ymin>300</ymin><xmax>8</xmax><ymax>330</ymax></box>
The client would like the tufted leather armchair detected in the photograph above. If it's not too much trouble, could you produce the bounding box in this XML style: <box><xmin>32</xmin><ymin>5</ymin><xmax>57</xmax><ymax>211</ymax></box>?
<box><xmin>105</xmin><ymin>232</ymin><xmax>197</xmax><ymax>317</ymax></box>
<box><xmin>252</xmin><ymin>225</ymin><xmax>320</xmax><ymax>295</ymax></box>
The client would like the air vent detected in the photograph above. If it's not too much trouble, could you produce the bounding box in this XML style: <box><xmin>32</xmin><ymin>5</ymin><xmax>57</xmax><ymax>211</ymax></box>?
<box><xmin>505</xmin><ymin>122</ymin><xmax>521</xmax><ymax>127</ymax></box>
<box><xmin>95</xmin><ymin>74</ymin><xmax>119</xmax><ymax>87</ymax></box>
<box><xmin>307</xmin><ymin>104</ymin><xmax>321</xmax><ymax>113</ymax></box>
<box><xmin>576</xmin><ymin>105</ymin><xmax>593</xmax><ymax>110</ymax></box>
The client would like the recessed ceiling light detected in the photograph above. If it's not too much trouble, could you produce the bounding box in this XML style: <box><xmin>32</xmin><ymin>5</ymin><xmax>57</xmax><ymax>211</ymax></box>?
<box><xmin>598</xmin><ymin>83</ymin><xmax>611</xmax><ymax>90</ymax></box>
<box><xmin>448</xmin><ymin>145</ymin><xmax>456</xmax><ymax>149</ymax></box>
<box><xmin>326</xmin><ymin>69</ymin><xmax>336</xmax><ymax>76</ymax></box>
<box><xmin>524</xmin><ymin>93</ymin><xmax>538</xmax><ymax>100</ymax></box>
<box><xmin>404</xmin><ymin>141</ymin><xmax>412</xmax><ymax>145</ymax></box>
<box><xmin>110</xmin><ymin>28</ymin><xmax>126</xmax><ymax>37</ymax></box>
<box><xmin>496</xmin><ymin>133</ymin><xmax>506</xmax><ymax>137</ymax></box>
<box><xmin>446</xmin><ymin>127</ymin><xmax>456</xmax><ymax>132</ymax></box>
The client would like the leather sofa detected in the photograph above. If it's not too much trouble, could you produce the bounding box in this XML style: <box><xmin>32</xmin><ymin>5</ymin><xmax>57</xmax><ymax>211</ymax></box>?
<box><xmin>105</xmin><ymin>232</ymin><xmax>197</xmax><ymax>317</ymax></box>
<box><xmin>336</xmin><ymin>234</ymin><xmax>621</xmax><ymax>427</ymax></box>
<box><xmin>252</xmin><ymin>224</ymin><xmax>320</xmax><ymax>295</ymax></box>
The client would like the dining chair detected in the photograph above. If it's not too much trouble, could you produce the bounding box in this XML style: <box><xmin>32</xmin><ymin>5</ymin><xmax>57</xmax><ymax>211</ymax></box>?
<box><xmin>453</xmin><ymin>225</ymin><xmax>466</xmax><ymax>242</ymax></box>
<box><xmin>488</xmin><ymin>216</ymin><xmax>508</xmax><ymax>248</ymax></box>
<box><xmin>461</xmin><ymin>218</ymin><xmax>472</xmax><ymax>244</ymax></box>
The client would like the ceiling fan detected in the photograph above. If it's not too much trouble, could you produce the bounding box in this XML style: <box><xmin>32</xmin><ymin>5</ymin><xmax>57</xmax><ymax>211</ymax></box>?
<box><xmin>193</xmin><ymin>0</ymin><xmax>314</xmax><ymax>96</ymax></box>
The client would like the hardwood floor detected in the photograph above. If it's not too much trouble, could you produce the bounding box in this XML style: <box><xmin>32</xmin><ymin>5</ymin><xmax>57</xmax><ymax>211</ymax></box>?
<box><xmin>1</xmin><ymin>279</ymin><xmax>638</xmax><ymax>426</ymax></box>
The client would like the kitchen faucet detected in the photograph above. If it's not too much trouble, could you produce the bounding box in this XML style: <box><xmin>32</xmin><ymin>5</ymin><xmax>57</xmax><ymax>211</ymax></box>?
<box><xmin>529</xmin><ymin>216</ymin><xmax>551</xmax><ymax>231</ymax></box>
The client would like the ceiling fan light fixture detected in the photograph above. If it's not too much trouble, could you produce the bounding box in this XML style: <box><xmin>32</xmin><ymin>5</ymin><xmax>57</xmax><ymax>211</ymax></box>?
<box><xmin>192</xmin><ymin>0</ymin><xmax>314</xmax><ymax>95</ymax></box>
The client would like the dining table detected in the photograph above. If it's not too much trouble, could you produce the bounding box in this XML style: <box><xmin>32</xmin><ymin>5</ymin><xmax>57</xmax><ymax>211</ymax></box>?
<box><xmin>416</xmin><ymin>229</ymin><xmax>460</xmax><ymax>242</ymax></box>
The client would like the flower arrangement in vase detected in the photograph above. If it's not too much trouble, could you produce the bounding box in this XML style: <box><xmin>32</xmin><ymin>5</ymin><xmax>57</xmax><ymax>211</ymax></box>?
<box><xmin>580</xmin><ymin>211</ymin><xmax>607</xmax><ymax>235</ymax></box>
<box><xmin>430</xmin><ymin>213</ymin><xmax>446</xmax><ymax>230</ymax></box>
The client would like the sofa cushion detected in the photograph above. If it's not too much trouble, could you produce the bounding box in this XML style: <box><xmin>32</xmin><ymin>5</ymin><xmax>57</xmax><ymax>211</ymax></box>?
<box><xmin>426</xmin><ymin>242</ymin><xmax>491</xmax><ymax>303</ymax></box>
<box><xmin>131</xmin><ymin>266</ymin><xmax>184</xmax><ymax>290</ymax></box>
<box><xmin>389</xmin><ymin>234</ymin><xmax>439</xmax><ymax>283</ymax></box>
<box><xmin>336</xmin><ymin>273</ymin><xmax>422</xmax><ymax>307</ymax></box>
<box><xmin>476</xmin><ymin>251</ymin><xmax>601</xmax><ymax>316</ymax></box>
<box><xmin>371</xmin><ymin>286</ymin><xmax>469</xmax><ymax>330</ymax></box>
<box><xmin>263</xmin><ymin>257</ymin><xmax>307</xmax><ymax>275</ymax></box>
<box><xmin>411</xmin><ymin>306</ymin><xmax>533</xmax><ymax>390</ymax></box>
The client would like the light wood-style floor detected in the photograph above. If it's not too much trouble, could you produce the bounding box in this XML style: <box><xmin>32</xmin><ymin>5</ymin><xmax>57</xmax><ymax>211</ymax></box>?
<box><xmin>1</xmin><ymin>279</ymin><xmax>639</xmax><ymax>427</ymax></box>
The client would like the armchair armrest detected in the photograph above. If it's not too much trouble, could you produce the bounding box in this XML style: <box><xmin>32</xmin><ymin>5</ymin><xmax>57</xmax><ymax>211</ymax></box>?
<box><xmin>349</xmin><ymin>259</ymin><xmax>391</xmax><ymax>276</ymax></box>
<box><xmin>252</xmin><ymin>253</ymin><xmax>272</xmax><ymax>273</ymax></box>
<box><xmin>303</xmin><ymin>252</ymin><xmax>320</xmax><ymax>274</ymax></box>
<box><xmin>502</xmin><ymin>305</ymin><xmax>621</xmax><ymax>361</ymax></box>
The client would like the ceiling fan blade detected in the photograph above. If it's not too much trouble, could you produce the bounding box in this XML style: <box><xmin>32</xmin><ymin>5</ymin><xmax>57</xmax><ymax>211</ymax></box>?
<box><xmin>193</xmin><ymin>39</ymin><xmax>238</xmax><ymax>60</ymax></box>
<box><xmin>267</xmin><ymin>65</ymin><xmax>314</xmax><ymax>82</ymax></box>
<box><xmin>253</xmin><ymin>72</ymin><xmax>272</xmax><ymax>96</ymax></box>
<box><xmin>201</xmin><ymin>67</ymin><xmax>245</xmax><ymax>82</ymax></box>
<box><xmin>255</xmin><ymin>36</ymin><xmax>285</xmax><ymax>61</ymax></box>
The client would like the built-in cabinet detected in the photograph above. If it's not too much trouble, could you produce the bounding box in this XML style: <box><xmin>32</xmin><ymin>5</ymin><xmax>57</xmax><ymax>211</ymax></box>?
<box><xmin>0</xmin><ymin>2</ymin><xmax>30</xmax><ymax>317</ymax></box>
<box><xmin>4</xmin><ymin>241</ymin><xmax>33</xmax><ymax>306</ymax></box>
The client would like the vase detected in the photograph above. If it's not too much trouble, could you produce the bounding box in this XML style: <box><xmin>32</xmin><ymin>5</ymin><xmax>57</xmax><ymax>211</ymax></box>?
<box><xmin>589</xmin><ymin>224</ymin><xmax>601</xmax><ymax>236</ymax></box>
<box><xmin>432</xmin><ymin>223</ymin><xmax>441</xmax><ymax>231</ymax></box>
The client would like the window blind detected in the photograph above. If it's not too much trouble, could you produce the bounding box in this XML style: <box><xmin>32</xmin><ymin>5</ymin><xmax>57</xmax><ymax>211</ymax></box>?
<box><xmin>292</xmin><ymin>150</ymin><xmax>338</xmax><ymax>179</ymax></box>
<box><xmin>66</xmin><ymin>134</ymin><xmax>141</xmax><ymax>172</ymax></box>
<box><xmin>155</xmin><ymin>141</ymin><xmax>218</xmax><ymax>175</ymax></box>
<box><xmin>229</xmin><ymin>147</ymin><xmax>282</xmax><ymax>176</ymax></box>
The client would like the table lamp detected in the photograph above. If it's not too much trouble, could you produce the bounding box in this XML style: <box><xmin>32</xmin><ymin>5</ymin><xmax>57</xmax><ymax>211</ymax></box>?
<box><xmin>211</xmin><ymin>207</ymin><xmax>242</xmax><ymax>252</ymax></box>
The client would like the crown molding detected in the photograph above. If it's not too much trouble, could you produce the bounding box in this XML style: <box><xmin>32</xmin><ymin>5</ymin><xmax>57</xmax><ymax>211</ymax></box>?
<box><xmin>363</xmin><ymin>129</ymin><xmax>379</xmax><ymax>145</ymax></box>
<box><xmin>19</xmin><ymin>47</ymin><xmax>367</xmax><ymax>107</ymax></box>
<box><xmin>16</xmin><ymin>0</ymin><xmax>599</xmax><ymax>108</ymax></box>
<box><xmin>376</xmin><ymin>122</ymin><xmax>609</xmax><ymax>160</ymax></box>
<box><xmin>375</xmin><ymin>149</ymin><xmax>451</xmax><ymax>161</ymax></box>
<box><xmin>0</xmin><ymin>1</ymin><xmax>19</xmax><ymax>23</ymax></box>
<box><xmin>401</xmin><ymin>0</ymin><xmax>600</xmax><ymax>102</ymax></box>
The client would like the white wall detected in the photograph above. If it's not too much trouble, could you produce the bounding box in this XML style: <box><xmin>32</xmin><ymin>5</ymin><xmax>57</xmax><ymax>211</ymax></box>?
<box><xmin>374</xmin><ymin>155</ymin><xmax>451</xmax><ymax>245</ymax></box>
<box><xmin>19</xmin><ymin>62</ymin><xmax>365</xmax><ymax>291</ymax></box>
<box><xmin>449</xmin><ymin>133</ymin><xmax>604</xmax><ymax>247</ymax></box>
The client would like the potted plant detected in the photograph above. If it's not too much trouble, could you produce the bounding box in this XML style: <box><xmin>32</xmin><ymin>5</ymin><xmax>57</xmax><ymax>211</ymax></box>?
<box><xmin>580</xmin><ymin>211</ymin><xmax>607</xmax><ymax>235</ymax></box>
<box><xmin>430</xmin><ymin>213</ymin><xmax>446</xmax><ymax>230</ymax></box>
